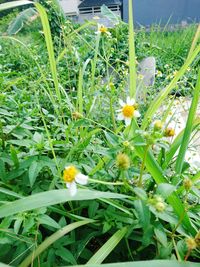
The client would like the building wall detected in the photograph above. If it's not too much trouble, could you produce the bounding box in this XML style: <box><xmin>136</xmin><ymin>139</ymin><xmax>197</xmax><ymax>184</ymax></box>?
<box><xmin>123</xmin><ymin>0</ymin><xmax>200</xmax><ymax>26</ymax></box>
<box><xmin>59</xmin><ymin>0</ymin><xmax>81</xmax><ymax>15</ymax></box>
<box><xmin>78</xmin><ymin>11</ymin><xmax>121</xmax><ymax>26</ymax></box>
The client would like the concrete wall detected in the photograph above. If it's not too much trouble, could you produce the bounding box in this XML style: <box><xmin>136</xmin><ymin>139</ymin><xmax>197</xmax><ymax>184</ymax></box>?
<box><xmin>123</xmin><ymin>0</ymin><xmax>200</xmax><ymax>26</ymax></box>
<box><xmin>59</xmin><ymin>0</ymin><xmax>80</xmax><ymax>15</ymax></box>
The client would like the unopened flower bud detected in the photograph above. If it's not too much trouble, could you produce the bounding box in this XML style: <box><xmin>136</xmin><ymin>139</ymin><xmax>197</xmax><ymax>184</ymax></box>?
<box><xmin>155</xmin><ymin>202</ymin><xmax>165</xmax><ymax>212</ymax></box>
<box><xmin>153</xmin><ymin>120</ymin><xmax>163</xmax><ymax>131</ymax></box>
<box><xmin>72</xmin><ymin>112</ymin><xmax>83</xmax><ymax>120</ymax></box>
<box><xmin>165</xmin><ymin>127</ymin><xmax>175</xmax><ymax>137</ymax></box>
<box><xmin>154</xmin><ymin>195</ymin><xmax>164</xmax><ymax>203</ymax></box>
<box><xmin>116</xmin><ymin>152</ymin><xmax>130</xmax><ymax>170</ymax></box>
<box><xmin>123</xmin><ymin>141</ymin><xmax>130</xmax><ymax>147</ymax></box>
<box><xmin>183</xmin><ymin>178</ymin><xmax>193</xmax><ymax>191</ymax></box>
<box><xmin>186</xmin><ymin>237</ymin><xmax>197</xmax><ymax>250</ymax></box>
<box><xmin>195</xmin><ymin>231</ymin><xmax>200</xmax><ymax>248</ymax></box>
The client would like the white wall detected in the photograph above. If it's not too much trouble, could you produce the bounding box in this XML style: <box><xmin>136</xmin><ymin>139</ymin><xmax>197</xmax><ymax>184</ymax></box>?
<box><xmin>59</xmin><ymin>0</ymin><xmax>81</xmax><ymax>15</ymax></box>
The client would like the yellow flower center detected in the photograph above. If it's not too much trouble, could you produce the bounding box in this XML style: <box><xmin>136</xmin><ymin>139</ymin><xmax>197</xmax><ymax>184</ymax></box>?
<box><xmin>99</xmin><ymin>26</ymin><xmax>108</xmax><ymax>33</ymax></box>
<box><xmin>165</xmin><ymin>127</ymin><xmax>175</xmax><ymax>137</ymax></box>
<box><xmin>122</xmin><ymin>105</ymin><xmax>135</xmax><ymax>118</ymax></box>
<box><xmin>63</xmin><ymin>166</ymin><xmax>78</xmax><ymax>183</ymax></box>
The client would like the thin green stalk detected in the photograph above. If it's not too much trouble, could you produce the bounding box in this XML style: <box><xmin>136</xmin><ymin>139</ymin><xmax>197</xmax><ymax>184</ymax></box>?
<box><xmin>138</xmin><ymin>144</ymin><xmax>149</xmax><ymax>187</ymax></box>
<box><xmin>37</xmin><ymin>105</ymin><xmax>61</xmax><ymax>189</ymax></box>
<box><xmin>91</xmin><ymin>33</ymin><xmax>101</xmax><ymax>94</ymax></box>
<box><xmin>128</xmin><ymin>0</ymin><xmax>137</xmax><ymax>98</ymax></box>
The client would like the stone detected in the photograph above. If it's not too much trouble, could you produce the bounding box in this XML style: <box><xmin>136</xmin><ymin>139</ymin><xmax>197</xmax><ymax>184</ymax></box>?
<box><xmin>138</xmin><ymin>56</ymin><xmax>156</xmax><ymax>87</ymax></box>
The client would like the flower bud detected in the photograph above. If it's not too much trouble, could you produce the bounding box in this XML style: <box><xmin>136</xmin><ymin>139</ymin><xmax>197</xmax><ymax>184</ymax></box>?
<box><xmin>186</xmin><ymin>237</ymin><xmax>197</xmax><ymax>250</ymax></box>
<box><xmin>195</xmin><ymin>231</ymin><xmax>200</xmax><ymax>248</ymax></box>
<box><xmin>116</xmin><ymin>152</ymin><xmax>130</xmax><ymax>170</ymax></box>
<box><xmin>183</xmin><ymin>178</ymin><xmax>193</xmax><ymax>191</ymax></box>
<box><xmin>155</xmin><ymin>202</ymin><xmax>165</xmax><ymax>212</ymax></box>
<box><xmin>165</xmin><ymin>127</ymin><xmax>175</xmax><ymax>137</ymax></box>
<box><xmin>72</xmin><ymin>112</ymin><xmax>83</xmax><ymax>120</ymax></box>
<box><xmin>123</xmin><ymin>141</ymin><xmax>130</xmax><ymax>147</ymax></box>
<box><xmin>153</xmin><ymin>120</ymin><xmax>163</xmax><ymax>131</ymax></box>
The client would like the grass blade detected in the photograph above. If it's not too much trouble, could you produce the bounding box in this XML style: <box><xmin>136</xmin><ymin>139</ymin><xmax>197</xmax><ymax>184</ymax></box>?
<box><xmin>87</xmin><ymin>227</ymin><xmax>127</xmax><ymax>264</ymax></box>
<box><xmin>187</xmin><ymin>24</ymin><xmax>200</xmax><ymax>59</ymax></box>
<box><xmin>175</xmin><ymin>70</ymin><xmax>200</xmax><ymax>175</ymax></box>
<box><xmin>0</xmin><ymin>0</ymin><xmax>31</xmax><ymax>11</ymax></box>
<box><xmin>64</xmin><ymin>260</ymin><xmax>200</xmax><ymax>267</ymax></box>
<box><xmin>0</xmin><ymin>189</ymin><xmax>127</xmax><ymax>219</ymax></box>
<box><xmin>19</xmin><ymin>220</ymin><xmax>94</xmax><ymax>267</ymax></box>
<box><xmin>34</xmin><ymin>2</ymin><xmax>61</xmax><ymax>104</ymax></box>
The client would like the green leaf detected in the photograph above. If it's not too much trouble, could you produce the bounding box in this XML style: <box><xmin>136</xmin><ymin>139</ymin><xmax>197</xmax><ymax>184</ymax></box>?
<box><xmin>0</xmin><ymin>160</ymin><xmax>6</xmax><ymax>182</ymax></box>
<box><xmin>0</xmin><ymin>1</ymin><xmax>31</xmax><ymax>12</ymax></box>
<box><xmin>28</xmin><ymin>161</ymin><xmax>40</xmax><ymax>187</ymax></box>
<box><xmin>156</xmin><ymin>183</ymin><xmax>176</xmax><ymax>199</ymax></box>
<box><xmin>38</xmin><ymin>214</ymin><xmax>61</xmax><ymax>229</ymax></box>
<box><xmin>10</xmin><ymin>145</ymin><xmax>19</xmax><ymax>168</ymax></box>
<box><xmin>0</xmin><ymin>189</ymin><xmax>127</xmax><ymax>218</ymax></box>
<box><xmin>154</xmin><ymin>227</ymin><xmax>168</xmax><ymax>247</ymax></box>
<box><xmin>87</xmin><ymin>227</ymin><xmax>127</xmax><ymax>264</ymax></box>
<box><xmin>55</xmin><ymin>247</ymin><xmax>77</xmax><ymax>265</ymax></box>
<box><xmin>66</xmin><ymin>260</ymin><xmax>200</xmax><ymax>267</ymax></box>
<box><xmin>134</xmin><ymin>200</ymin><xmax>150</xmax><ymax>230</ymax></box>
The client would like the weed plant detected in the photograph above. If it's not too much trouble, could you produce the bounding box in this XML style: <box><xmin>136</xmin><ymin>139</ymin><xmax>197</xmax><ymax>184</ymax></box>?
<box><xmin>0</xmin><ymin>1</ymin><xmax>199</xmax><ymax>266</ymax></box>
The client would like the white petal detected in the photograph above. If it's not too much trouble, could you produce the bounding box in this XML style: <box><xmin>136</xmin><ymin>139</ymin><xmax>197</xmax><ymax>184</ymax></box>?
<box><xmin>127</xmin><ymin>97</ymin><xmax>135</xmax><ymax>105</ymax></box>
<box><xmin>65</xmin><ymin>166</ymin><xmax>70</xmax><ymax>170</ymax></box>
<box><xmin>66</xmin><ymin>182</ymin><xmax>71</xmax><ymax>188</ymax></box>
<box><xmin>117</xmin><ymin>113</ymin><xmax>124</xmax><ymax>120</ymax></box>
<box><xmin>68</xmin><ymin>181</ymin><xmax>77</xmax><ymax>196</ymax></box>
<box><xmin>75</xmin><ymin>173</ymin><xmax>88</xmax><ymax>185</ymax></box>
<box><xmin>125</xmin><ymin>117</ymin><xmax>132</xmax><ymax>126</ymax></box>
<box><xmin>134</xmin><ymin>110</ymin><xmax>141</xmax><ymax>118</ymax></box>
<box><xmin>119</xmin><ymin>99</ymin><xmax>125</xmax><ymax>107</ymax></box>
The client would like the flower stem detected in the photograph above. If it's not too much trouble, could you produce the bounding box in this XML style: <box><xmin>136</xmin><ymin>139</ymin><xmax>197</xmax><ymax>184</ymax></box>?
<box><xmin>138</xmin><ymin>144</ymin><xmax>149</xmax><ymax>187</ymax></box>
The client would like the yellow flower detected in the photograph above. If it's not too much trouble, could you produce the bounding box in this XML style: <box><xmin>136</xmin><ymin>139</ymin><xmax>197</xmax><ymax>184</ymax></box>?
<box><xmin>117</xmin><ymin>97</ymin><xmax>140</xmax><ymax>126</ymax></box>
<box><xmin>63</xmin><ymin>166</ymin><xmax>88</xmax><ymax>196</ymax></box>
<box><xmin>96</xmin><ymin>24</ymin><xmax>111</xmax><ymax>36</ymax></box>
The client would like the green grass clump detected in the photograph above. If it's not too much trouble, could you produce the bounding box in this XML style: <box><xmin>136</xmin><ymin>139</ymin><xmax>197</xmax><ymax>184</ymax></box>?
<box><xmin>0</xmin><ymin>1</ymin><xmax>199</xmax><ymax>266</ymax></box>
